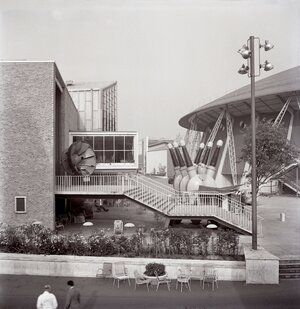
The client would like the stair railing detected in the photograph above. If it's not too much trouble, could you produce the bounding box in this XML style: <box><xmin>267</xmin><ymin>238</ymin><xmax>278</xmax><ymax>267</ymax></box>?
<box><xmin>56</xmin><ymin>174</ymin><xmax>261</xmax><ymax>234</ymax></box>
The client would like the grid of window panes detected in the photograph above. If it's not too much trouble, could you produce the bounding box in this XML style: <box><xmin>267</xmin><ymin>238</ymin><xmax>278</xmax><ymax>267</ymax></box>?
<box><xmin>102</xmin><ymin>84</ymin><xmax>117</xmax><ymax>131</ymax></box>
<box><xmin>72</xmin><ymin>135</ymin><xmax>134</xmax><ymax>164</ymax></box>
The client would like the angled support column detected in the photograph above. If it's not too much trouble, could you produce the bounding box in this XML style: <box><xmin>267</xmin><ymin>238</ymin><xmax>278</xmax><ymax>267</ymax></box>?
<box><xmin>200</xmin><ymin>109</ymin><xmax>225</xmax><ymax>162</ymax></box>
<box><xmin>273</xmin><ymin>97</ymin><xmax>291</xmax><ymax>127</ymax></box>
<box><xmin>226</xmin><ymin>108</ymin><xmax>238</xmax><ymax>186</ymax></box>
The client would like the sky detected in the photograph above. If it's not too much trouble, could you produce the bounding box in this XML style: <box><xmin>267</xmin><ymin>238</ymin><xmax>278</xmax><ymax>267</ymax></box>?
<box><xmin>1</xmin><ymin>0</ymin><xmax>300</xmax><ymax>140</ymax></box>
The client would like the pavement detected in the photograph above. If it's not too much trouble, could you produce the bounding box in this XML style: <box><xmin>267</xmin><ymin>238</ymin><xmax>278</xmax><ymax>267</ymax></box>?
<box><xmin>257</xmin><ymin>195</ymin><xmax>300</xmax><ymax>258</ymax></box>
<box><xmin>0</xmin><ymin>274</ymin><xmax>300</xmax><ymax>309</ymax></box>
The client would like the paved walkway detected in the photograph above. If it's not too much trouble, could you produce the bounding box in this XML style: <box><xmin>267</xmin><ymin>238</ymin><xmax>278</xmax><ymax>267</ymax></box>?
<box><xmin>257</xmin><ymin>196</ymin><xmax>300</xmax><ymax>258</ymax></box>
<box><xmin>0</xmin><ymin>274</ymin><xmax>300</xmax><ymax>309</ymax></box>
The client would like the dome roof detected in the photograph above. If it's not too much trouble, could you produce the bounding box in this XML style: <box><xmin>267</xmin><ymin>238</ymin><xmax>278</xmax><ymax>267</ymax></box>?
<box><xmin>179</xmin><ymin>66</ymin><xmax>300</xmax><ymax>131</ymax></box>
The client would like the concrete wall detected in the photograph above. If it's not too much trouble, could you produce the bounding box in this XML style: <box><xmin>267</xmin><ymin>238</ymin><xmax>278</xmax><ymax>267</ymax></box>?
<box><xmin>0</xmin><ymin>62</ymin><xmax>56</xmax><ymax>229</ymax></box>
<box><xmin>244</xmin><ymin>245</ymin><xmax>279</xmax><ymax>284</ymax></box>
<box><xmin>0</xmin><ymin>253</ymin><xmax>246</xmax><ymax>281</ymax></box>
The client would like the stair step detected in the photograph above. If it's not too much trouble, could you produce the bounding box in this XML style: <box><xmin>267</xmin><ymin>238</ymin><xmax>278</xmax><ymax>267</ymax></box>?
<box><xmin>280</xmin><ymin>260</ymin><xmax>300</xmax><ymax>264</ymax></box>
<box><xmin>279</xmin><ymin>268</ymin><xmax>300</xmax><ymax>273</ymax></box>
<box><xmin>280</xmin><ymin>264</ymin><xmax>300</xmax><ymax>269</ymax></box>
<box><xmin>279</xmin><ymin>274</ymin><xmax>300</xmax><ymax>279</ymax></box>
<box><xmin>280</xmin><ymin>277</ymin><xmax>300</xmax><ymax>281</ymax></box>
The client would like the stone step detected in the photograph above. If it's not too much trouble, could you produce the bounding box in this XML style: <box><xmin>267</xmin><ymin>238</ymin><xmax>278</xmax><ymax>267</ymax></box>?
<box><xmin>279</xmin><ymin>262</ymin><xmax>300</xmax><ymax>269</ymax></box>
<box><xmin>279</xmin><ymin>274</ymin><xmax>300</xmax><ymax>280</ymax></box>
<box><xmin>280</xmin><ymin>259</ymin><xmax>300</xmax><ymax>264</ymax></box>
<box><xmin>280</xmin><ymin>277</ymin><xmax>300</xmax><ymax>281</ymax></box>
<box><xmin>279</xmin><ymin>268</ymin><xmax>300</xmax><ymax>273</ymax></box>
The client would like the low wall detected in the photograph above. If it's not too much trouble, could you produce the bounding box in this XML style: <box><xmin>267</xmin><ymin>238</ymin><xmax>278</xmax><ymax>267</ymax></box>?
<box><xmin>0</xmin><ymin>253</ymin><xmax>246</xmax><ymax>281</ymax></box>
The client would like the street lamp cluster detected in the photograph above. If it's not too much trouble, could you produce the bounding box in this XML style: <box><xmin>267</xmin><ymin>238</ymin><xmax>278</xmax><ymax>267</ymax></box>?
<box><xmin>238</xmin><ymin>38</ymin><xmax>274</xmax><ymax>75</ymax></box>
<box><xmin>237</xmin><ymin>36</ymin><xmax>274</xmax><ymax>250</ymax></box>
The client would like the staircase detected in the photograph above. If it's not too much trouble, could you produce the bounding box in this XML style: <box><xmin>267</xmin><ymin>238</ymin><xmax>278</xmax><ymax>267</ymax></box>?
<box><xmin>56</xmin><ymin>173</ymin><xmax>263</xmax><ymax>235</ymax></box>
<box><xmin>123</xmin><ymin>174</ymin><xmax>261</xmax><ymax>235</ymax></box>
<box><xmin>279</xmin><ymin>259</ymin><xmax>300</xmax><ymax>280</ymax></box>
<box><xmin>276</xmin><ymin>163</ymin><xmax>300</xmax><ymax>195</ymax></box>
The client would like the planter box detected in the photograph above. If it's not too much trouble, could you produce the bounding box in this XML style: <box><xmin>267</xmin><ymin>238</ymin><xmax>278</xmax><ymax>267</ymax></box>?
<box><xmin>0</xmin><ymin>253</ymin><xmax>246</xmax><ymax>281</ymax></box>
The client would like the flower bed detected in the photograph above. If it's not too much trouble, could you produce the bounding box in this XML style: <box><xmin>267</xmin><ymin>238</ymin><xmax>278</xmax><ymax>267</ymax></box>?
<box><xmin>0</xmin><ymin>223</ymin><xmax>242</xmax><ymax>260</ymax></box>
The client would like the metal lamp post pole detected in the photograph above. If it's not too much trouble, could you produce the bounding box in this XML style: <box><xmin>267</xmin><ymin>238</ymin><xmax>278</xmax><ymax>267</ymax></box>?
<box><xmin>239</xmin><ymin>36</ymin><xmax>273</xmax><ymax>249</ymax></box>
<box><xmin>249</xmin><ymin>36</ymin><xmax>258</xmax><ymax>250</ymax></box>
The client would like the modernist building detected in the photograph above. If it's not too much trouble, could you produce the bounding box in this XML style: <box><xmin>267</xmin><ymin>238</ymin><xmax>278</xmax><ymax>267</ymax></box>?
<box><xmin>178</xmin><ymin>66</ymin><xmax>300</xmax><ymax>194</ymax></box>
<box><xmin>67</xmin><ymin>81</ymin><xmax>118</xmax><ymax>132</ymax></box>
<box><xmin>0</xmin><ymin>61</ymin><xmax>138</xmax><ymax>229</ymax></box>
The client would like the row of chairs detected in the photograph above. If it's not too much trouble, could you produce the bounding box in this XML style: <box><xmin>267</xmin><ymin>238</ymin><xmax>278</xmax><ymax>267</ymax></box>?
<box><xmin>97</xmin><ymin>262</ymin><xmax>218</xmax><ymax>292</ymax></box>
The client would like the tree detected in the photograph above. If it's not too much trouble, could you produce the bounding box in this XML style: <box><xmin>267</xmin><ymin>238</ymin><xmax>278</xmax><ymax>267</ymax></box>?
<box><xmin>240</xmin><ymin>119</ymin><xmax>299</xmax><ymax>191</ymax></box>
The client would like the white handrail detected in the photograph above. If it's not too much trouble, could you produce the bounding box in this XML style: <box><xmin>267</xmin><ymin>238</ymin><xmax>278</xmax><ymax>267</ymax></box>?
<box><xmin>136</xmin><ymin>173</ymin><xmax>178</xmax><ymax>193</ymax></box>
<box><xmin>55</xmin><ymin>174</ymin><xmax>262</xmax><ymax>234</ymax></box>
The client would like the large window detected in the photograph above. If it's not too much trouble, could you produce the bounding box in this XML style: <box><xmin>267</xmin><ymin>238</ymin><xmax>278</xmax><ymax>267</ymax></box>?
<box><xmin>72</xmin><ymin>134</ymin><xmax>135</xmax><ymax>164</ymax></box>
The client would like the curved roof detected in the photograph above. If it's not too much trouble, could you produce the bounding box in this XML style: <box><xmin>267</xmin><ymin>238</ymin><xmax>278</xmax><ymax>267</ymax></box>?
<box><xmin>179</xmin><ymin>66</ymin><xmax>300</xmax><ymax>131</ymax></box>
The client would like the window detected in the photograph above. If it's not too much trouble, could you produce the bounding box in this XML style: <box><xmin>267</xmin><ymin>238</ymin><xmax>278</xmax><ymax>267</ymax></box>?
<box><xmin>73</xmin><ymin>136</ymin><xmax>83</xmax><ymax>143</ymax></box>
<box><xmin>94</xmin><ymin>136</ymin><xmax>104</xmax><ymax>150</ymax></box>
<box><xmin>125</xmin><ymin>136</ymin><xmax>134</xmax><ymax>150</ymax></box>
<box><xmin>115</xmin><ymin>136</ymin><xmax>124</xmax><ymax>150</ymax></box>
<box><xmin>104</xmin><ymin>136</ymin><xmax>114</xmax><ymax>150</ymax></box>
<box><xmin>15</xmin><ymin>196</ymin><xmax>26</xmax><ymax>213</ymax></box>
<box><xmin>83</xmin><ymin>136</ymin><xmax>93</xmax><ymax>148</ymax></box>
<box><xmin>71</xmin><ymin>133</ymin><xmax>136</xmax><ymax>165</ymax></box>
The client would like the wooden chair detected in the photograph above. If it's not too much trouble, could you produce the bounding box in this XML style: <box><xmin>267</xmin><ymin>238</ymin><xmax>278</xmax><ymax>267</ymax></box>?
<box><xmin>112</xmin><ymin>262</ymin><xmax>131</xmax><ymax>288</ymax></box>
<box><xmin>133</xmin><ymin>270</ymin><xmax>151</xmax><ymax>292</ymax></box>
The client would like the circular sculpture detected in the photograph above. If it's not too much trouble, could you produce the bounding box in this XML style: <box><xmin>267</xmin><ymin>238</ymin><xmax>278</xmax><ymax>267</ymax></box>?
<box><xmin>61</xmin><ymin>141</ymin><xmax>96</xmax><ymax>176</ymax></box>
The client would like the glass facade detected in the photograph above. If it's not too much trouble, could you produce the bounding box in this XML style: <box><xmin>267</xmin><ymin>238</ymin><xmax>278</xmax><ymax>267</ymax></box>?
<box><xmin>70</xmin><ymin>133</ymin><xmax>137</xmax><ymax>169</ymax></box>
<box><xmin>102</xmin><ymin>84</ymin><xmax>118</xmax><ymax>131</ymax></box>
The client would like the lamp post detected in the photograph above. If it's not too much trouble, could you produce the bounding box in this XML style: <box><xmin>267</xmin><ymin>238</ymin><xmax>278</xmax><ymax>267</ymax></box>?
<box><xmin>238</xmin><ymin>36</ymin><xmax>274</xmax><ymax>250</ymax></box>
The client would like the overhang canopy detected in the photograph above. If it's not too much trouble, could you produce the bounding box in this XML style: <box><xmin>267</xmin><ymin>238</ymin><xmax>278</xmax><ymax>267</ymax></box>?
<box><xmin>179</xmin><ymin>66</ymin><xmax>300</xmax><ymax>131</ymax></box>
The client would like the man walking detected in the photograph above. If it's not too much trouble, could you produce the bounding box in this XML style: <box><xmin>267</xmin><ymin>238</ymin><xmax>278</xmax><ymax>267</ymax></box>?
<box><xmin>36</xmin><ymin>285</ymin><xmax>58</xmax><ymax>309</ymax></box>
<box><xmin>64</xmin><ymin>280</ymin><xmax>81</xmax><ymax>309</ymax></box>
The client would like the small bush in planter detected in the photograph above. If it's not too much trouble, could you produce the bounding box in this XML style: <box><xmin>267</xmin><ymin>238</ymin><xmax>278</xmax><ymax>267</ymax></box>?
<box><xmin>144</xmin><ymin>262</ymin><xmax>166</xmax><ymax>276</ymax></box>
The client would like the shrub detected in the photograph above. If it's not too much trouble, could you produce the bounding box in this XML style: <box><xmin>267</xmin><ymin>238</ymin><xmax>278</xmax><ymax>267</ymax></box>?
<box><xmin>130</xmin><ymin>231</ymin><xmax>145</xmax><ymax>256</ymax></box>
<box><xmin>215</xmin><ymin>229</ymin><xmax>239</xmax><ymax>256</ymax></box>
<box><xmin>168</xmin><ymin>229</ymin><xmax>193</xmax><ymax>256</ymax></box>
<box><xmin>111</xmin><ymin>235</ymin><xmax>133</xmax><ymax>256</ymax></box>
<box><xmin>89</xmin><ymin>234</ymin><xmax>116</xmax><ymax>256</ymax></box>
<box><xmin>48</xmin><ymin>234</ymin><xmax>68</xmax><ymax>255</ymax></box>
<box><xmin>66</xmin><ymin>234</ymin><xmax>90</xmax><ymax>256</ymax></box>
<box><xmin>144</xmin><ymin>262</ymin><xmax>166</xmax><ymax>276</ymax></box>
<box><xmin>192</xmin><ymin>229</ymin><xmax>210</xmax><ymax>256</ymax></box>
<box><xmin>0</xmin><ymin>224</ymin><xmax>241</xmax><ymax>260</ymax></box>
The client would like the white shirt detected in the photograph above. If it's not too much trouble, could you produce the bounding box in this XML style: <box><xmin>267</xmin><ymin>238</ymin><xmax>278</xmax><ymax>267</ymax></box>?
<box><xmin>36</xmin><ymin>291</ymin><xmax>58</xmax><ymax>309</ymax></box>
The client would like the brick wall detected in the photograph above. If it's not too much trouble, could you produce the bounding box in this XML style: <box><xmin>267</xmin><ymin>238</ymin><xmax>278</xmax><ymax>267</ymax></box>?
<box><xmin>0</xmin><ymin>62</ymin><xmax>57</xmax><ymax>229</ymax></box>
